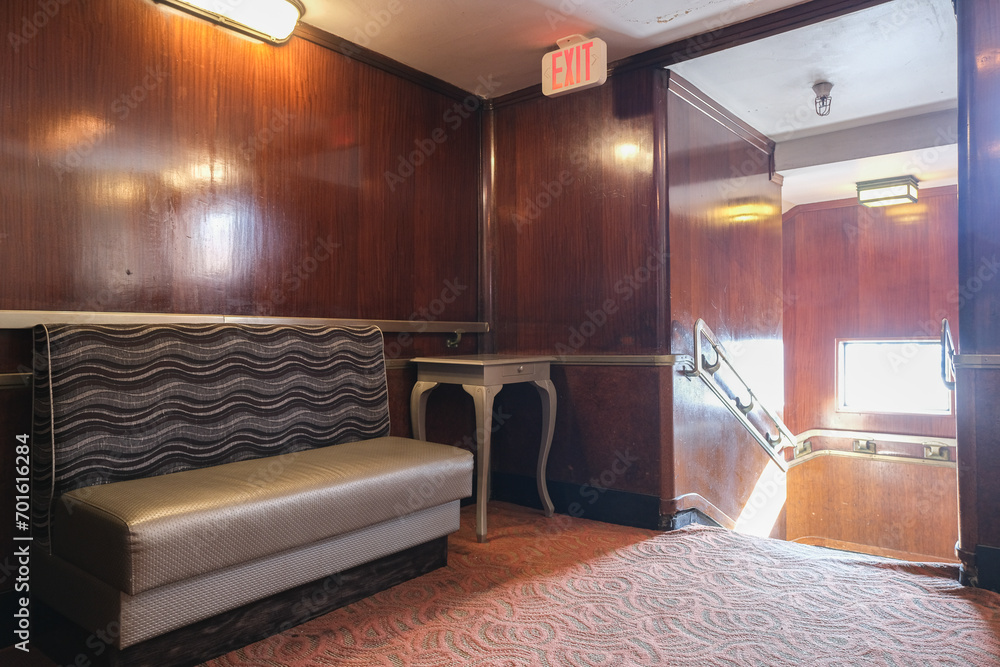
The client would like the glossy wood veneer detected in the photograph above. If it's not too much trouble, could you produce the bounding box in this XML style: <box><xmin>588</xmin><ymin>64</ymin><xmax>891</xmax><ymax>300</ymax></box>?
<box><xmin>787</xmin><ymin>453</ymin><xmax>959</xmax><ymax>561</ymax></box>
<box><xmin>492</xmin><ymin>67</ymin><xmax>663</xmax><ymax>356</ymax></box>
<box><xmin>0</xmin><ymin>0</ymin><xmax>478</xmax><ymax>323</ymax></box>
<box><xmin>782</xmin><ymin>188</ymin><xmax>959</xmax><ymax>438</ymax></box>
<box><xmin>665</xmin><ymin>71</ymin><xmax>785</xmax><ymax>525</ymax></box>
<box><xmin>957</xmin><ymin>0</ymin><xmax>1000</xmax><ymax>576</ymax></box>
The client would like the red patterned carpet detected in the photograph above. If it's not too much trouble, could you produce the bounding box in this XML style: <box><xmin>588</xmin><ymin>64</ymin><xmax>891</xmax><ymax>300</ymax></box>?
<box><xmin>204</xmin><ymin>502</ymin><xmax>1000</xmax><ymax>666</ymax></box>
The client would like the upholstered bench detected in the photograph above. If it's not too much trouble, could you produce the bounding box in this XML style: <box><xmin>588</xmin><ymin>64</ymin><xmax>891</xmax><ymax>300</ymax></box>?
<box><xmin>31</xmin><ymin>323</ymin><xmax>473</xmax><ymax>663</ymax></box>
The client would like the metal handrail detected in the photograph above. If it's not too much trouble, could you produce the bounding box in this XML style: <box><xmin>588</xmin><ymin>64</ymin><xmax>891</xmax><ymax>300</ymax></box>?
<box><xmin>684</xmin><ymin>319</ymin><xmax>793</xmax><ymax>472</ymax></box>
<box><xmin>942</xmin><ymin>318</ymin><xmax>957</xmax><ymax>390</ymax></box>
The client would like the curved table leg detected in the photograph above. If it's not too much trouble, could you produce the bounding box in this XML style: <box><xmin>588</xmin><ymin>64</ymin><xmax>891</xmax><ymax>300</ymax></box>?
<box><xmin>463</xmin><ymin>383</ymin><xmax>500</xmax><ymax>543</ymax></box>
<box><xmin>409</xmin><ymin>381</ymin><xmax>439</xmax><ymax>441</ymax></box>
<box><xmin>532</xmin><ymin>379</ymin><xmax>557</xmax><ymax>517</ymax></box>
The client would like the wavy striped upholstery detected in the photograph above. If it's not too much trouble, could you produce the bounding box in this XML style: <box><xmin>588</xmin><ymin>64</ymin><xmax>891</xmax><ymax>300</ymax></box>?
<box><xmin>31</xmin><ymin>323</ymin><xmax>389</xmax><ymax>550</ymax></box>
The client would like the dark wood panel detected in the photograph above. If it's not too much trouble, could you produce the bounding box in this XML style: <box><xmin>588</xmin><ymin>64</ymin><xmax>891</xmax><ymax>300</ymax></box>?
<box><xmin>665</xmin><ymin>71</ymin><xmax>785</xmax><ymax>525</ymax></box>
<box><xmin>958</xmin><ymin>1</ymin><xmax>1000</xmax><ymax>355</ymax></box>
<box><xmin>957</xmin><ymin>368</ymin><xmax>1000</xmax><ymax>560</ymax></box>
<box><xmin>492</xmin><ymin>67</ymin><xmax>664</xmax><ymax>355</ymax></box>
<box><xmin>491</xmin><ymin>365</ymin><xmax>663</xmax><ymax>498</ymax></box>
<box><xmin>956</xmin><ymin>0</ymin><xmax>1000</xmax><ymax>584</ymax></box>
<box><xmin>0</xmin><ymin>331</ymin><xmax>32</xmax><ymax>374</ymax></box>
<box><xmin>787</xmin><ymin>454</ymin><xmax>959</xmax><ymax>561</ymax></box>
<box><xmin>782</xmin><ymin>188</ymin><xmax>958</xmax><ymax>438</ymax></box>
<box><xmin>0</xmin><ymin>0</ymin><xmax>478</xmax><ymax>322</ymax></box>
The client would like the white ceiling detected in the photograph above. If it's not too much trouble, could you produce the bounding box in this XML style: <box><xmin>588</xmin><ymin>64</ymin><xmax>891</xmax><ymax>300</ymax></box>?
<box><xmin>667</xmin><ymin>0</ymin><xmax>957</xmax><ymax>142</ymax></box>
<box><xmin>298</xmin><ymin>0</ymin><xmax>959</xmax><ymax>209</ymax></box>
<box><xmin>299</xmin><ymin>0</ymin><xmax>806</xmax><ymax>96</ymax></box>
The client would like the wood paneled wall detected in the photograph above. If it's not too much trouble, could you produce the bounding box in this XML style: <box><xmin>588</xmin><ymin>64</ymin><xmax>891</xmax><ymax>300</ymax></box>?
<box><xmin>0</xmin><ymin>0</ymin><xmax>481</xmax><ymax>599</ymax></box>
<box><xmin>488</xmin><ymin>68</ymin><xmax>667</xmax><ymax>518</ymax></box>
<box><xmin>490</xmin><ymin>70</ymin><xmax>784</xmax><ymax>531</ymax></box>
<box><xmin>787</xmin><ymin>454</ymin><xmax>958</xmax><ymax>561</ymax></box>
<box><xmin>665</xmin><ymin>73</ymin><xmax>785</xmax><ymax>527</ymax></box>
<box><xmin>782</xmin><ymin>188</ymin><xmax>959</xmax><ymax>560</ymax></box>
<box><xmin>956</xmin><ymin>0</ymin><xmax>1000</xmax><ymax>587</ymax></box>
<box><xmin>783</xmin><ymin>188</ymin><xmax>959</xmax><ymax>439</ymax></box>
<box><xmin>0</xmin><ymin>0</ymin><xmax>478</xmax><ymax>344</ymax></box>
<box><xmin>492</xmin><ymin>68</ymin><xmax>664</xmax><ymax>356</ymax></box>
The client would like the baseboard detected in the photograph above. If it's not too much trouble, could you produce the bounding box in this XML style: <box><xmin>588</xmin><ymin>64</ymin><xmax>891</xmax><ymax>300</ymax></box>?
<box><xmin>976</xmin><ymin>544</ymin><xmax>1000</xmax><ymax>592</ymax></box>
<box><xmin>32</xmin><ymin>537</ymin><xmax>449</xmax><ymax>667</ymax></box>
<box><xmin>491</xmin><ymin>472</ymin><xmax>661</xmax><ymax>530</ymax></box>
<box><xmin>793</xmin><ymin>536</ymin><xmax>960</xmax><ymax>564</ymax></box>
<box><xmin>667</xmin><ymin>508</ymin><xmax>722</xmax><ymax>531</ymax></box>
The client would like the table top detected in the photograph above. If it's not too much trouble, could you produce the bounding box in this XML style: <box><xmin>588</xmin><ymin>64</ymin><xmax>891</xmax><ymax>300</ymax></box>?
<box><xmin>410</xmin><ymin>354</ymin><xmax>556</xmax><ymax>366</ymax></box>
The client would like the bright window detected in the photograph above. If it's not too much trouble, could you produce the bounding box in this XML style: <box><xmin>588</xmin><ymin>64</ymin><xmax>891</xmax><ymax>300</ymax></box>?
<box><xmin>837</xmin><ymin>339</ymin><xmax>952</xmax><ymax>415</ymax></box>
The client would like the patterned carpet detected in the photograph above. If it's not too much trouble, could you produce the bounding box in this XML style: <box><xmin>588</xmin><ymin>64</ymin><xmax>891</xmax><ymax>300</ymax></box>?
<box><xmin>204</xmin><ymin>502</ymin><xmax>1000</xmax><ymax>666</ymax></box>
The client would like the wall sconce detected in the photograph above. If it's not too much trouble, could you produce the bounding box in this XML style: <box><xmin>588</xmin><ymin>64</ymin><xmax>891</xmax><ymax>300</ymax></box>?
<box><xmin>856</xmin><ymin>175</ymin><xmax>919</xmax><ymax>207</ymax></box>
<box><xmin>813</xmin><ymin>81</ymin><xmax>833</xmax><ymax>117</ymax></box>
<box><xmin>155</xmin><ymin>0</ymin><xmax>305</xmax><ymax>44</ymax></box>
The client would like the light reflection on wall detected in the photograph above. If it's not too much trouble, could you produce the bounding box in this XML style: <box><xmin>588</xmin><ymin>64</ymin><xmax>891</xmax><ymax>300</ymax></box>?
<box><xmin>613</xmin><ymin>141</ymin><xmax>652</xmax><ymax>171</ymax></box>
<box><xmin>43</xmin><ymin>114</ymin><xmax>108</xmax><ymax>155</ymax></box>
<box><xmin>725</xmin><ymin>200</ymin><xmax>778</xmax><ymax>224</ymax></box>
<box><xmin>733</xmin><ymin>461</ymin><xmax>787</xmax><ymax>538</ymax></box>
<box><xmin>163</xmin><ymin>158</ymin><xmax>233</xmax><ymax>189</ymax></box>
<box><xmin>195</xmin><ymin>210</ymin><xmax>237</xmax><ymax>278</ymax></box>
<box><xmin>725</xmin><ymin>337</ymin><xmax>785</xmax><ymax>412</ymax></box>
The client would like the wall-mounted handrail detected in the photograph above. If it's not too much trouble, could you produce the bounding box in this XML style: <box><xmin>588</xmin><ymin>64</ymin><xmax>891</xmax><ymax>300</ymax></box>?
<box><xmin>683</xmin><ymin>319</ymin><xmax>793</xmax><ymax>472</ymax></box>
<box><xmin>942</xmin><ymin>318</ymin><xmax>957</xmax><ymax>390</ymax></box>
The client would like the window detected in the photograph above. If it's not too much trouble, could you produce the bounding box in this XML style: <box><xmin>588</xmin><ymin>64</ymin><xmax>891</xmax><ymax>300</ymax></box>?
<box><xmin>837</xmin><ymin>339</ymin><xmax>952</xmax><ymax>415</ymax></box>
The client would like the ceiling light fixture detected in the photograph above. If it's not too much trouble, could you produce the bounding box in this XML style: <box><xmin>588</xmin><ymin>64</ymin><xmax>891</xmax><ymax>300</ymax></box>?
<box><xmin>856</xmin><ymin>175</ymin><xmax>920</xmax><ymax>207</ymax></box>
<box><xmin>155</xmin><ymin>0</ymin><xmax>305</xmax><ymax>44</ymax></box>
<box><xmin>812</xmin><ymin>81</ymin><xmax>833</xmax><ymax>117</ymax></box>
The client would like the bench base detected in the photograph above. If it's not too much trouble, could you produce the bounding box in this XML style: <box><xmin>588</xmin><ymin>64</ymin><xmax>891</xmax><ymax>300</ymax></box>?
<box><xmin>33</xmin><ymin>536</ymin><xmax>449</xmax><ymax>667</ymax></box>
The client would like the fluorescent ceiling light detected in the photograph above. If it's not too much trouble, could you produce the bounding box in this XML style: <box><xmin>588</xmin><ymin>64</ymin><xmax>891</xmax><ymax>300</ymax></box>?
<box><xmin>856</xmin><ymin>175</ymin><xmax>919</xmax><ymax>207</ymax></box>
<box><xmin>156</xmin><ymin>0</ymin><xmax>305</xmax><ymax>44</ymax></box>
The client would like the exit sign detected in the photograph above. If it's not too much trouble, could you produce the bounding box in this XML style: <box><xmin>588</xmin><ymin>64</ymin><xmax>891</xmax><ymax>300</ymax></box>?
<box><xmin>542</xmin><ymin>37</ymin><xmax>608</xmax><ymax>98</ymax></box>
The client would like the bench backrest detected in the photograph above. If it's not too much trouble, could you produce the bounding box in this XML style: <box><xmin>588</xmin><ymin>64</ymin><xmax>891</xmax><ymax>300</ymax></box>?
<box><xmin>31</xmin><ymin>323</ymin><xmax>389</xmax><ymax>549</ymax></box>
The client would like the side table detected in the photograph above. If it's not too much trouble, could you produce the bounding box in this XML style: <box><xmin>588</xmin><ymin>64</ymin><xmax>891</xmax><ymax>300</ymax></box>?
<box><xmin>409</xmin><ymin>355</ymin><xmax>557</xmax><ymax>543</ymax></box>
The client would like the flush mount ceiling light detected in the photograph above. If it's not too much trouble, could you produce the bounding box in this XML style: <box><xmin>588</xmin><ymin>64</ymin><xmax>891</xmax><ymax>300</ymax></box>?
<box><xmin>812</xmin><ymin>81</ymin><xmax>833</xmax><ymax>117</ymax></box>
<box><xmin>857</xmin><ymin>175</ymin><xmax>920</xmax><ymax>207</ymax></box>
<box><xmin>155</xmin><ymin>0</ymin><xmax>305</xmax><ymax>44</ymax></box>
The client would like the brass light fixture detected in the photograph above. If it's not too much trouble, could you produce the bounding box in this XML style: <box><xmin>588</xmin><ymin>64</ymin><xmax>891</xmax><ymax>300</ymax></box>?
<box><xmin>155</xmin><ymin>0</ymin><xmax>305</xmax><ymax>44</ymax></box>
<box><xmin>856</xmin><ymin>175</ymin><xmax>920</xmax><ymax>207</ymax></box>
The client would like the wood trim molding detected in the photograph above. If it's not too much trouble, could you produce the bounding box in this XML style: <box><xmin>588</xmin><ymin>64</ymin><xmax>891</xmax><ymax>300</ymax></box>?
<box><xmin>479</xmin><ymin>102</ymin><xmax>497</xmax><ymax>354</ymax></box>
<box><xmin>0</xmin><ymin>310</ymin><xmax>489</xmax><ymax>335</ymax></box>
<box><xmin>662</xmin><ymin>493</ymin><xmax>737</xmax><ymax>529</ymax></box>
<box><xmin>665</xmin><ymin>71</ymin><xmax>774</xmax><ymax>154</ymax></box>
<box><xmin>0</xmin><ymin>374</ymin><xmax>30</xmax><ymax>389</ymax></box>
<box><xmin>553</xmin><ymin>355</ymin><xmax>693</xmax><ymax>367</ymax></box>
<box><xmin>293</xmin><ymin>23</ymin><xmax>472</xmax><ymax>102</ymax></box>
<box><xmin>791</xmin><ymin>536</ymin><xmax>959</xmax><ymax>563</ymax></box>
<box><xmin>493</xmin><ymin>0</ymin><xmax>896</xmax><ymax>108</ymax></box>
<box><xmin>795</xmin><ymin>428</ymin><xmax>957</xmax><ymax>447</ymax></box>
<box><xmin>788</xmin><ymin>448</ymin><xmax>958</xmax><ymax>469</ymax></box>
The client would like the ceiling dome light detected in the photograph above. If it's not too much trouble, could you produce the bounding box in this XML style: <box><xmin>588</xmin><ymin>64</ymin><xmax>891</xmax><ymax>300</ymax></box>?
<box><xmin>156</xmin><ymin>0</ymin><xmax>305</xmax><ymax>44</ymax></box>
<box><xmin>813</xmin><ymin>81</ymin><xmax>833</xmax><ymax>117</ymax></box>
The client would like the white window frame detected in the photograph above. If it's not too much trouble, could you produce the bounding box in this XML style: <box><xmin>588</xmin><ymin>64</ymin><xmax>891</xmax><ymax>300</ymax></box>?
<box><xmin>835</xmin><ymin>337</ymin><xmax>953</xmax><ymax>416</ymax></box>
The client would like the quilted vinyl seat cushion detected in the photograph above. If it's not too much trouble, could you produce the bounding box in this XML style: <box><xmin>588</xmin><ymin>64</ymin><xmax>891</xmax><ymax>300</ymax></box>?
<box><xmin>51</xmin><ymin>437</ymin><xmax>473</xmax><ymax>595</ymax></box>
